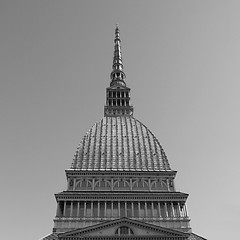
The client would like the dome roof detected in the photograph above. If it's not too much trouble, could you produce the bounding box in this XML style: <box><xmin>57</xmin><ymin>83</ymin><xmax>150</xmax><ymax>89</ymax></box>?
<box><xmin>71</xmin><ymin>116</ymin><xmax>171</xmax><ymax>171</ymax></box>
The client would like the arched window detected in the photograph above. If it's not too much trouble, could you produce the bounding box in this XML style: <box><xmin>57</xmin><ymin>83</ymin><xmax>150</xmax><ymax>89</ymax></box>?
<box><xmin>75</xmin><ymin>179</ymin><xmax>92</xmax><ymax>190</ymax></box>
<box><xmin>95</xmin><ymin>179</ymin><xmax>111</xmax><ymax>190</ymax></box>
<box><xmin>150</xmin><ymin>179</ymin><xmax>168</xmax><ymax>191</ymax></box>
<box><xmin>132</xmin><ymin>179</ymin><xmax>149</xmax><ymax>190</ymax></box>
<box><xmin>113</xmin><ymin>179</ymin><xmax>131</xmax><ymax>190</ymax></box>
<box><xmin>161</xmin><ymin>180</ymin><xmax>168</xmax><ymax>191</ymax></box>
<box><xmin>138</xmin><ymin>179</ymin><xmax>149</xmax><ymax>190</ymax></box>
<box><xmin>115</xmin><ymin>226</ymin><xmax>134</xmax><ymax>236</ymax></box>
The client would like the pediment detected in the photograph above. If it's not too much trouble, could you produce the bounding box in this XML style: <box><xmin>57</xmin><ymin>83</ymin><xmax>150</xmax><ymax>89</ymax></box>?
<box><xmin>59</xmin><ymin>218</ymin><xmax>189</xmax><ymax>239</ymax></box>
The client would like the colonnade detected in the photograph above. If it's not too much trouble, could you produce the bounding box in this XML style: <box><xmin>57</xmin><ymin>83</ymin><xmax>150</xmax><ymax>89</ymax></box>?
<box><xmin>107</xmin><ymin>90</ymin><xmax>130</xmax><ymax>107</ymax></box>
<box><xmin>108</xmin><ymin>91</ymin><xmax>129</xmax><ymax>98</ymax></box>
<box><xmin>108</xmin><ymin>99</ymin><xmax>129</xmax><ymax>107</ymax></box>
<box><xmin>56</xmin><ymin>201</ymin><xmax>188</xmax><ymax>219</ymax></box>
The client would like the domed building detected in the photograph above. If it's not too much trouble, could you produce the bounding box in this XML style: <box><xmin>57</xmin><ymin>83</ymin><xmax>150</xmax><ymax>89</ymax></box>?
<box><xmin>42</xmin><ymin>27</ymin><xmax>206</xmax><ymax>240</ymax></box>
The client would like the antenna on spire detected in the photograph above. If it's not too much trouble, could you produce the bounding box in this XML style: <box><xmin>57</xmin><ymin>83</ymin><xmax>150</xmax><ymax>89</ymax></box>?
<box><xmin>115</xmin><ymin>24</ymin><xmax>120</xmax><ymax>40</ymax></box>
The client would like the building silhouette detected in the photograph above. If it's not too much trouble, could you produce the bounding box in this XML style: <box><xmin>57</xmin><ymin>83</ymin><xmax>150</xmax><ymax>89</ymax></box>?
<box><xmin>42</xmin><ymin>27</ymin><xmax>206</xmax><ymax>240</ymax></box>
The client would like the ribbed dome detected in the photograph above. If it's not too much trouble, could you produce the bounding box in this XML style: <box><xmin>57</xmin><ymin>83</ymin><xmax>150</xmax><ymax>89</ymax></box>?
<box><xmin>71</xmin><ymin>116</ymin><xmax>171</xmax><ymax>171</ymax></box>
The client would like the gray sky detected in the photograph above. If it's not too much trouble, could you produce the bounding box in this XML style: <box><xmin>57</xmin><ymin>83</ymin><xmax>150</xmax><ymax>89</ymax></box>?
<box><xmin>0</xmin><ymin>1</ymin><xmax>239</xmax><ymax>240</ymax></box>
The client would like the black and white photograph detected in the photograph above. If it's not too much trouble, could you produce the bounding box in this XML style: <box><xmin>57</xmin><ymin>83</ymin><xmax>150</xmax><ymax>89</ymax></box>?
<box><xmin>0</xmin><ymin>1</ymin><xmax>239</xmax><ymax>240</ymax></box>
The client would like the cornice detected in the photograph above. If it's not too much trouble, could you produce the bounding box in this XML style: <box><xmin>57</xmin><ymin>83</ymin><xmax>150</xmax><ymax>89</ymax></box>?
<box><xmin>55</xmin><ymin>191</ymin><xmax>188</xmax><ymax>201</ymax></box>
<box><xmin>65</xmin><ymin>169</ymin><xmax>177</xmax><ymax>177</ymax></box>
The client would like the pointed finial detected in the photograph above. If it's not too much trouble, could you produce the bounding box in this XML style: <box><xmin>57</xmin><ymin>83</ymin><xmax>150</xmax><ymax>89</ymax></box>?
<box><xmin>115</xmin><ymin>24</ymin><xmax>120</xmax><ymax>41</ymax></box>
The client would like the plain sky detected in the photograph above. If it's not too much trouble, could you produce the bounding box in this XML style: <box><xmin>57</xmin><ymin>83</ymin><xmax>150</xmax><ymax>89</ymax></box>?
<box><xmin>0</xmin><ymin>1</ymin><xmax>239</xmax><ymax>240</ymax></box>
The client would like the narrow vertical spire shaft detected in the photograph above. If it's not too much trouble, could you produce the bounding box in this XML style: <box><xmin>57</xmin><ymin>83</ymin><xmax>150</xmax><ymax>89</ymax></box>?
<box><xmin>104</xmin><ymin>26</ymin><xmax>133</xmax><ymax>117</ymax></box>
<box><xmin>113</xmin><ymin>26</ymin><xmax>123</xmax><ymax>71</ymax></box>
<box><xmin>110</xmin><ymin>26</ymin><xmax>126</xmax><ymax>87</ymax></box>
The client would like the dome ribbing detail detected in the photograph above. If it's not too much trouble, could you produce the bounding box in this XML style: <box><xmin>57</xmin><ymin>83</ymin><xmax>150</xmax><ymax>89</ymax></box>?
<box><xmin>71</xmin><ymin>116</ymin><xmax>171</xmax><ymax>171</ymax></box>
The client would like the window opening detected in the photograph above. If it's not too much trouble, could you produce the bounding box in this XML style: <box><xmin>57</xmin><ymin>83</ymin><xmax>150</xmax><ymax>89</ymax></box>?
<box><xmin>115</xmin><ymin>226</ymin><xmax>134</xmax><ymax>236</ymax></box>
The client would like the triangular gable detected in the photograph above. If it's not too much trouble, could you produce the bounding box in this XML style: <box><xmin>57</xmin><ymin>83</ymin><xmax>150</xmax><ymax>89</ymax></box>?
<box><xmin>41</xmin><ymin>233</ymin><xmax>59</xmax><ymax>240</ymax></box>
<box><xmin>59</xmin><ymin>218</ymin><xmax>189</xmax><ymax>239</ymax></box>
<box><xmin>189</xmin><ymin>233</ymin><xmax>207</xmax><ymax>240</ymax></box>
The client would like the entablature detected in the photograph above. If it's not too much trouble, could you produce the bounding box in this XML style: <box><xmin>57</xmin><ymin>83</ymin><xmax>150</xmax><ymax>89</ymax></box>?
<box><xmin>55</xmin><ymin>192</ymin><xmax>188</xmax><ymax>202</ymax></box>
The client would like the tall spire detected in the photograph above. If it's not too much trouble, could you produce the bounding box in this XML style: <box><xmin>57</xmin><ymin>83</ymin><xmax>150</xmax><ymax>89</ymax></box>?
<box><xmin>104</xmin><ymin>26</ymin><xmax>133</xmax><ymax>117</ymax></box>
<box><xmin>110</xmin><ymin>25</ymin><xmax>126</xmax><ymax>87</ymax></box>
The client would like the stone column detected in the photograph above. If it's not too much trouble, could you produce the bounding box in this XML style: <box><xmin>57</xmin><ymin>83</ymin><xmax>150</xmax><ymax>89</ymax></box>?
<box><xmin>179</xmin><ymin>202</ymin><xmax>182</xmax><ymax>217</ymax></box>
<box><xmin>111</xmin><ymin>201</ymin><xmax>113</xmax><ymax>218</ymax></box>
<box><xmin>165</xmin><ymin>202</ymin><xmax>168</xmax><ymax>218</ymax></box>
<box><xmin>98</xmin><ymin>201</ymin><xmax>100</xmax><ymax>218</ymax></box>
<box><xmin>125</xmin><ymin>202</ymin><xmax>127</xmax><ymax>217</ymax></box>
<box><xmin>145</xmin><ymin>202</ymin><xmax>147</xmax><ymax>218</ymax></box>
<box><xmin>183</xmin><ymin>204</ymin><xmax>186</xmax><ymax>217</ymax></box>
<box><xmin>77</xmin><ymin>202</ymin><xmax>80</xmax><ymax>217</ymax></box>
<box><xmin>132</xmin><ymin>202</ymin><xmax>134</xmax><ymax>218</ymax></box>
<box><xmin>138</xmin><ymin>202</ymin><xmax>141</xmax><ymax>218</ymax></box>
<box><xmin>91</xmin><ymin>201</ymin><xmax>93</xmax><ymax>218</ymax></box>
<box><xmin>55</xmin><ymin>202</ymin><xmax>60</xmax><ymax>217</ymax></box>
<box><xmin>171</xmin><ymin>202</ymin><xmax>175</xmax><ymax>218</ymax></box>
<box><xmin>63</xmin><ymin>201</ymin><xmax>66</xmax><ymax>217</ymax></box>
<box><xmin>104</xmin><ymin>202</ymin><xmax>107</xmax><ymax>218</ymax></box>
<box><xmin>184</xmin><ymin>204</ymin><xmax>188</xmax><ymax>217</ymax></box>
<box><xmin>70</xmin><ymin>201</ymin><xmax>73</xmax><ymax>217</ymax></box>
<box><xmin>118</xmin><ymin>202</ymin><xmax>121</xmax><ymax>217</ymax></box>
<box><xmin>158</xmin><ymin>202</ymin><xmax>161</xmax><ymax>218</ymax></box>
<box><xmin>167</xmin><ymin>179</ymin><xmax>170</xmax><ymax>191</ymax></box>
<box><xmin>83</xmin><ymin>202</ymin><xmax>86</xmax><ymax>218</ymax></box>
<box><xmin>151</xmin><ymin>202</ymin><xmax>154</xmax><ymax>218</ymax></box>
